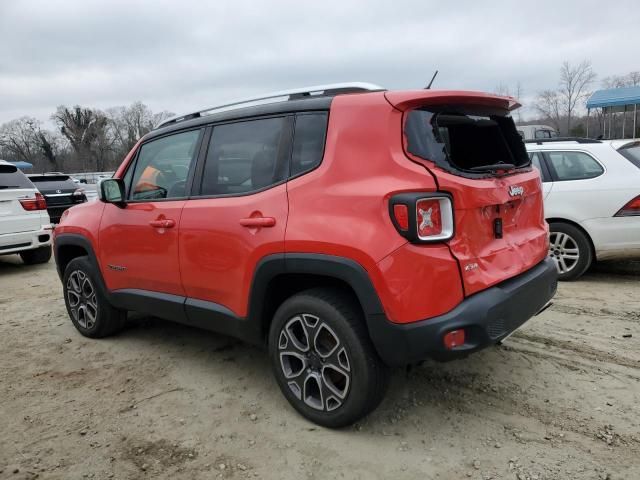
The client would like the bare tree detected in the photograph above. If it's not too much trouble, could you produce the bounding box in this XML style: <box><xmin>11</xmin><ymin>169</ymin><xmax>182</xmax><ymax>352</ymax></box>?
<box><xmin>494</xmin><ymin>82</ymin><xmax>524</xmax><ymax>122</ymax></box>
<box><xmin>53</xmin><ymin>106</ymin><xmax>111</xmax><ymax>171</ymax></box>
<box><xmin>602</xmin><ymin>71</ymin><xmax>640</xmax><ymax>88</ymax></box>
<box><xmin>0</xmin><ymin>117</ymin><xmax>41</xmax><ymax>163</ymax></box>
<box><xmin>534</xmin><ymin>90</ymin><xmax>562</xmax><ymax>132</ymax></box>
<box><xmin>107</xmin><ymin>102</ymin><xmax>174</xmax><ymax>155</ymax></box>
<box><xmin>559</xmin><ymin>60</ymin><xmax>596</xmax><ymax>133</ymax></box>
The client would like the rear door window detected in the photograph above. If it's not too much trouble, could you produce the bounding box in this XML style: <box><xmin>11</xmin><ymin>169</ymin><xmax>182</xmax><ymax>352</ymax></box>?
<box><xmin>545</xmin><ymin>151</ymin><xmax>604</xmax><ymax>181</ymax></box>
<box><xmin>405</xmin><ymin>109</ymin><xmax>530</xmax><ymax>176</ymax></box>
<box><xmin>199</xmin><ymin>117</ymin><xmax>288</xmax><ymax>196</ymax></box>
<box><xmin>0</xmin><ymin>164</ymin><xmax>33</xmax><ymax>189</ymax></box>
<box><xmin>291</xmin><ymin>113</ymin><xmax>328</xmax><ymax>177</ymax></box>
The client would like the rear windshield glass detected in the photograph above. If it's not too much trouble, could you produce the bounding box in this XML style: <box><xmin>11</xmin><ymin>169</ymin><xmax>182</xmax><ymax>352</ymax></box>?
<box><xmin>405</xmin><ymin>109</ymin><xmax>530</xmax><ymax>176</ymax></box>
<box><xmin>0</xmin><ymin>164</ymin><xmax>34</xmax><ymax>189</ymax></box>
<box><xmin>27</xmin><ymin>175</ymin><xmax>75</xmax><ymax>190</ymax></box>
<box><xmin>618</xmin><ymin>143</ymin><xmax>640</xmax><ymax>169</ymax></box>
<box><xmin>29</xmin><ymin>174</ymin><xmax>70</xmax><ymax>183</ymax></box>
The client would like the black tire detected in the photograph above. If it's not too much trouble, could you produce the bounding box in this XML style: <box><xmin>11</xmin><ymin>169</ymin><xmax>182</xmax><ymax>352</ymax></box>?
<box><xmin>62</xmin><ymin>256</ymin><xmax>126</xmax><ymax>338</ymax></box>
<box><xmin>548</xmin><ymin>222</ymin><xmax>592</xmax><ymax>281</ymax></box>
<box><xmin>20</xmin><ymin>245</ymin><xmax>51</xmax><ymax>265</ymax></box>
<box><xmin>268</xmin><ymin>287</ymin><xmax>389</xmax><ymax>428</ymax></box>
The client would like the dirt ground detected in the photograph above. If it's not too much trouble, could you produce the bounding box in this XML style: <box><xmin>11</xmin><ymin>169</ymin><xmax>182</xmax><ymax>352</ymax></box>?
<box><xmin>1</xmin><ymin>257</ymin><xmax>638</xmax><ymax>480</ymax></box>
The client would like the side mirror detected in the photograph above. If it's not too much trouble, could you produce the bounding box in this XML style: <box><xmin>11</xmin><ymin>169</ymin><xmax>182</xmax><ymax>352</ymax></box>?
<box><xmin>98</xmin><ymin>178</ymin><xmax>126</xmax><ymax>206</ymax></box>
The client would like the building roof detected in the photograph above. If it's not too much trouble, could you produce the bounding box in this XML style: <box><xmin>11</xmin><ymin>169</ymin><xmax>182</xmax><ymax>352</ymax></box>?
<box><xmin>586</xmin><ymin>86</ymin><xmax>640</xmax><ymax>109</ymax></box>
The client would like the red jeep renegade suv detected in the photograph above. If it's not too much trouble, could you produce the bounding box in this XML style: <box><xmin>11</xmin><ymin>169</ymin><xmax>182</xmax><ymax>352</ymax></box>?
<box><xmin>54</xmin><ymin>83</ymin><xmax>557</xmax><ymax>427</ymax></box>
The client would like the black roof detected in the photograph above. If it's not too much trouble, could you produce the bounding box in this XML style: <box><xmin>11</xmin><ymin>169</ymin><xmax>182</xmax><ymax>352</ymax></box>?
<box><xmin>144</xmin><ymin>96</ymin><xmax>333</xmax><ymax>143</ymax></box>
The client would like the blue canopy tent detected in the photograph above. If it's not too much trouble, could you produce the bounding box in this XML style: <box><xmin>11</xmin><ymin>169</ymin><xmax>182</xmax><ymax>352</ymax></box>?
<box><xmin>2</xmin><ymin>160</ymin><xmax>34</xmax><ymax>171</ymax></box>
<box><xmin>586</xmin><ymin>86</ymin><xmax>640</xmax><ymax>139</ymax></box>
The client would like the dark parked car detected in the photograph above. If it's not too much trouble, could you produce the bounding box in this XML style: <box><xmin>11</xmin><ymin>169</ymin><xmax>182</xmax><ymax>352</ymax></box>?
<box><xmin>27</xmin><ymin>173</ymin><xmax>87</xmax><ymax>223</ymax></box>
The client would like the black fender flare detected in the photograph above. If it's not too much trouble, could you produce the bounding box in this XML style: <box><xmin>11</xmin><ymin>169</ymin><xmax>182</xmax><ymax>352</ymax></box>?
<box><xmin>54</xmin><ymin>233</ymin><xmax>107</xmax><ymax>292</ymax></box>
<box><xmin>246</xmin><ymin>252</ymin><xmax>388</xmax><ymax>343</ymax></box>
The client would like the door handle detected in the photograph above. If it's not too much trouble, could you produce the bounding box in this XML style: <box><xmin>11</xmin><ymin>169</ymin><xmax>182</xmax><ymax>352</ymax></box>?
<box><xmin>149</xmin><ymin>219</ymin><xmax>176</xmax><ymax>228</ymax></box>
<box><xmin>239</xmin><ymin>216</ymin><xmax>276</xmax><ymax>228</ymax></box>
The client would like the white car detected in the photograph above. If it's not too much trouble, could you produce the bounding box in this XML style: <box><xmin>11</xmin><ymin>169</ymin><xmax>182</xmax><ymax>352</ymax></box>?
<box><xmin>525</xmin><ymin>138</ymin><xmax>640</xmax><ymax>280</ymax></box>
<box><xmin>0</xmin><ymin>160</ymin><xmax>53</xmax><ymax>264</ymax></box>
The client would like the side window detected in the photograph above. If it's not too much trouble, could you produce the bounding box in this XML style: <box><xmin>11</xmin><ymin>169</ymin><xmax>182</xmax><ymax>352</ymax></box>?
<box><xmin>528</xmin><ymin>152</ymin><xmax>549</xmax><ymax>183</ymax></box>
<box><xmin>291</xmin><ymin>113</ymin><xmax>328</xmax><ymax>177</ymax></box>
<box><xmin>546</xmin><ymin>151</ymin><xmax>604</xmax><ymax>181</ymax></box>
<box><xmin>200</xmin><ymin>117</ymin><xmax>287</xmax><ymax>196</ymax></box>
<box><xmin>130</xmin><ymin>130</ymin><xmax>201</xmax><ymax>200</ymax></box>
<box><xmin>535</xmin><ymin>130</ymin><xmax>552</xmax><ymax>139</ymax></box>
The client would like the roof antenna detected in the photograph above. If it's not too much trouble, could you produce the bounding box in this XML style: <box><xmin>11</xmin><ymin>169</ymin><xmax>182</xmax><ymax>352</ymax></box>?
<box><xmin>425</xmin><ymin>70</ymin><xmax>438</xmax><ymax>89</ymax></box>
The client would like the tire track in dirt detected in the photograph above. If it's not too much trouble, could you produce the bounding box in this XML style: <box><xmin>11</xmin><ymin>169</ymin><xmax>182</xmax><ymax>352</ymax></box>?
<box><xmin>512</xmin><ymin>331</ymin><xmax>640</xmax><ymax>370</ymax></box>
<box><xmin>549</xmin><ymin>303</ymin><xmax>640</xmax><ymax>322</ymax></box>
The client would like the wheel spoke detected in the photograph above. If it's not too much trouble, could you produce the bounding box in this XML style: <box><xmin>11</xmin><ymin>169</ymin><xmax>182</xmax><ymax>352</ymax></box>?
<box><xmin>303</xmin><ymin>372</ymin><xmax>324</xmax><ymax>410</ymax></box>
<box><xmin>284</xmin><ymin>316</ymin><xmax>310</xmax><ymax>352</ymax></box>
<box><xmin>322</xmin><ymin>363</ymin><xmax>350</xmax><ymax>399</ymax></box>
<box><xmin>67</xmin><ymin>290</ymin><xmax>80</xmax><ymax>307</ymax></box>
<box><xmin>313</xmin><ymin>322</ymin><xmax>340</xmax><ymax>358</ymax></box>
<box><xmin>279</xmin><ymin>351</ymin><xmax>307</xmax><ymax>379</ymax></box>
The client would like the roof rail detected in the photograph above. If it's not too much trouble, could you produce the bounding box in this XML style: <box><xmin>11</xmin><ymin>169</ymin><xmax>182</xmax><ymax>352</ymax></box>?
<box><xmin>524</xmin><ymin>137</ymin><xmax>602</xmax><ymax>145</ymax></box>
<box><xmin>156</xmin><ymin>82</ymin><xmax>385</xmax><ymax>129</ymax></box>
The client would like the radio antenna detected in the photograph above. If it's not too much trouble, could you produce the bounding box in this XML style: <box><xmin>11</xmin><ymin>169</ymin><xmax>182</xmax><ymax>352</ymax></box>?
<box><xmin>425</xmin><ymin>70</ymin><xmax>439</xmax><ymax>89</ymax></box>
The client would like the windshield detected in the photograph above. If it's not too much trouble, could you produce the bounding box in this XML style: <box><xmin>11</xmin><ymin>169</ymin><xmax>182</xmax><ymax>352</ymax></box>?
<box><xmin>618</xmin><ymin>143</ymin><xmax>640</xmax><ymax>169</ymax></box>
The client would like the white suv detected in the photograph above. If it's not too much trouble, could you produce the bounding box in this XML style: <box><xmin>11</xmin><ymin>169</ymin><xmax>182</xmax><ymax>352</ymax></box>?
<box><xmin>525</xmin><ymin>138</ymin><xmax>640</xmax><ymax>280</ymax></box>
<box><xmin>0</xmin><ymin>160</ymin><xmax>53</xmax><ymax>264</ymax></box>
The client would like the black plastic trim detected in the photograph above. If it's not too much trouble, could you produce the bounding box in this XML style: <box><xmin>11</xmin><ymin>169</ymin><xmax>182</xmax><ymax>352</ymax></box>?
<box><xmin>367</xmin><ymin>258</ymin><xmax>557</xmax><ymax>366</ymax></box>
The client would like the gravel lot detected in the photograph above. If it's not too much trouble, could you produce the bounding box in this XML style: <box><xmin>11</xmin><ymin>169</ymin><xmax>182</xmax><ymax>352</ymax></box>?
<box><xmin>1</xmin><ymin>257</ymin><xmax>638</xmax><ymax>480</ymax></box>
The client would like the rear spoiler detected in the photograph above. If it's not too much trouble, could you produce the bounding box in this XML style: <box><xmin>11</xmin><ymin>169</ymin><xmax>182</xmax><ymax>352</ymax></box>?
<box><xmin>384</xmin><ymin>90</ymin><xmax>521</xmax><ymax>112</ymax></box>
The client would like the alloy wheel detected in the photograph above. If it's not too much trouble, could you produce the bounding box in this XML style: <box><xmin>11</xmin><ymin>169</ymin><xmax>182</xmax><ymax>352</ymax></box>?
<box><xmin>66</xmin><ymin>270</ymin><xmax>99</xmax><ymax>329</ymax></box>
<box><xmin>278</xmin><ymin>314</ymin><xmax>351</xmax><ymax>412</ymax></box>
<box><xmin>549</xmin><ymin>231</ymin><xmax>580</xmax><ymax>274</ymax></box>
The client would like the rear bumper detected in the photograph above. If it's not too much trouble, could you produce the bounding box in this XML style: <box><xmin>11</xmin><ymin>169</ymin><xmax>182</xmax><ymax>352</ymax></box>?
<box><xmin>0</xmin><ymin>225</ymin><xmax>53</xmax><ymax>255</ymax></box>
<box><xmin>368</xmin><ymin>258</ymin><xmax>558</xmax><ymax>366</ymax></box>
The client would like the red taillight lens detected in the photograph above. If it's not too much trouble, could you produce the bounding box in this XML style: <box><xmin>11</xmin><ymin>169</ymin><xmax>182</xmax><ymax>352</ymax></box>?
<box><xmin>615</xmin><ymin>195</ymin><xmax>640</xmax><ymax>216</ymax></box>
<box><xmin>389</xmin><ymin>194</ymin><xmax>454</xmax><ymax>243</ymax></box>
<box><xmin>443</xmin><ymin>329</ymin><xmax>465</xmax><ymax>349</ymax></box>
<box><xmin>19</xmin><ymin>192</ymin><xmax>47</xmax><ymax>211</ymax></box>
<box><xmin>416</xmin><ymin>198</ymin><xmax>443</xmax><ymax>238</ymax></box>
<box><xmin>392</xmin><ymin>204</ymin><xmax>409</xmax><ymax>230</ymax></box>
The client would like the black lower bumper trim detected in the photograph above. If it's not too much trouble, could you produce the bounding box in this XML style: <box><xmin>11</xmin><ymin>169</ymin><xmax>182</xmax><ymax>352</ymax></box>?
<box><xmin>368</xmin><ymin>258</ymin><xmax>558</xmax><ymax>366</ymax></box>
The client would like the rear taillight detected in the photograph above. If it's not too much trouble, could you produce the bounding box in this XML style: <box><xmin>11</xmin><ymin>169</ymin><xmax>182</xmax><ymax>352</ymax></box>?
<box><xmin>392</xmin><ymin>204</ymin><xmax>409</xmax><ymax>231</ymax></box>
<box><xmin>390</xmin><ymin>193</ymin><xmax>454</xmax><ymax>243</ymax></box>
<box><xmin>19</xmin><ymin>192</ymin><xmax>47</xmax><ymax>211</ymax></box>
<box><xmin>615</xmin><ymin>195</ymin><xmax>640</xmax><ymax>216</ymax></box>
<box><xmin>72</xmin><ymin>188</ymin><xmax>87</xmax><ymax>202</ymax></box>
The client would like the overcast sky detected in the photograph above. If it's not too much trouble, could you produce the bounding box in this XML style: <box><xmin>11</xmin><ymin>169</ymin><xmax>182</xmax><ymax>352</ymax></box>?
<box><xmin>1</xmin><ymin>0</ymin><xmax>638</xmax><ymax>126</ymax></box>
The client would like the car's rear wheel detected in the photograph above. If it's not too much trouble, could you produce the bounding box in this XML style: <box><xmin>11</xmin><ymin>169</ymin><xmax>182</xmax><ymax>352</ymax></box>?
<box><xmin>63</xmin><ymin>256</ymin><xmax>126</xmax><ymax>338</ymax></box>
<box><xmin>269</xmin><ymin>287</ymin><xmax>389</xmax><ymax>428</ymax></box>
<box><xmin>20</xmin><ymin>246</ymin><xmax>51</xmax><ymax>265</ymax></box>
<box><xmin>548</xmin><ymin>222</ymin><xmax>592</xmax><ymax>281</ymax></box>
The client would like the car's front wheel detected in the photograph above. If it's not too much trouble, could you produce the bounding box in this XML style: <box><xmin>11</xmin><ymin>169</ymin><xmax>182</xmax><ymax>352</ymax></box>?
<box><xmin>63</xmin><ymin>256</ymin><xmax>126</xmax><ymax>338</ymax></box>
<box><xmin>269</xmin><ymin>287</ymin><xmax>389</xmax><ymax>428</ymax></box>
